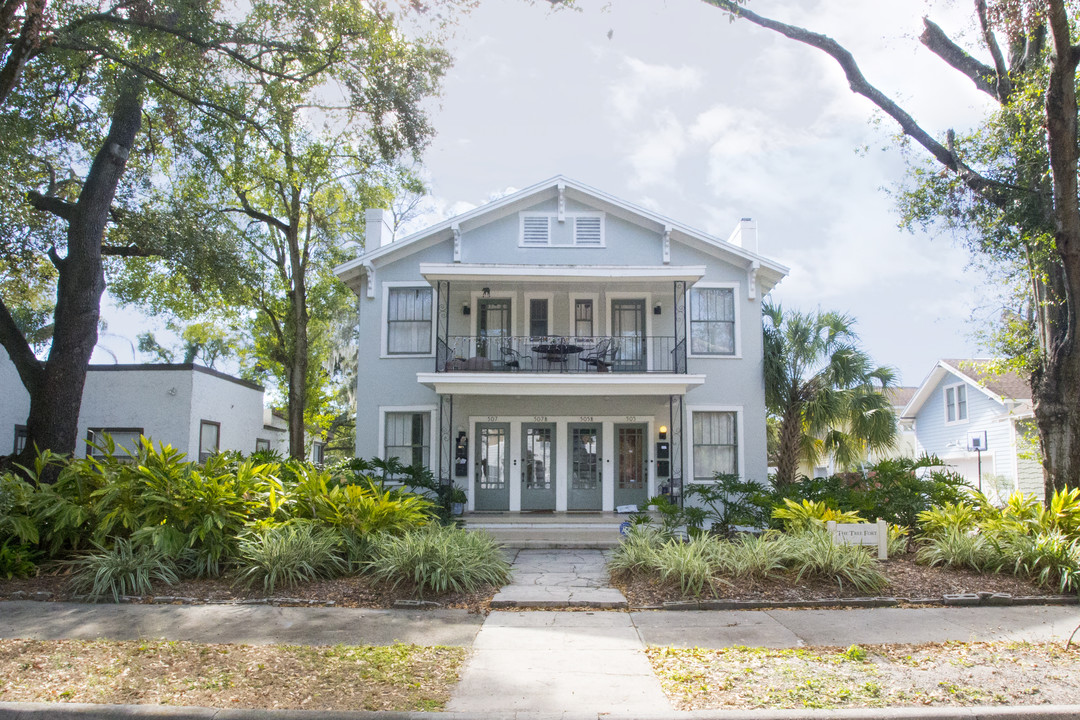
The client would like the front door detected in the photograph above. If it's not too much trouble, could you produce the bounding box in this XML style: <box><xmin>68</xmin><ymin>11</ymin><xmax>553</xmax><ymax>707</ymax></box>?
<box><xmin>478</xmin><ymin>299</ymin><xmax>511</xmax><ymax>358</ymax></box>
<box><xmin>614</xmin><ymin>424</ymin><xmax>648</xmax><ymax>508</ymax></box>
<box><xmin>568</xmin><ymin>424</ymin><xmax>602</xmax><ymax>510</ymax></box>
<box><xmin>521</xmin><ymin>423</ymin><xmax>556</xmax><ymax>510</ymax></box>
<box><xmin>474</xmin><ymin>423</ymin><xmax>510</xmax><ymax>510</ymax></box>
<box><xmin>612</xmin><ymin>299</ymin><xmax>646</xmax><ymax>371</ymax></box>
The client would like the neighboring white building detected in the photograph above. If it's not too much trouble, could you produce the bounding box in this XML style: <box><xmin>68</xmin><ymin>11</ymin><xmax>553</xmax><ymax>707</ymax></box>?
<box><xmin>901</xmin><ymin>359</ymin><xmax>1042</xmax><ymax>500</ymax></box>
<box><xmin>334</xmin><ymin>176</ymin><xmax>789</xmax><ymax>513</ymax></box>
<box><xmin>2</xmin><ymin>354</ymin><xmax>288</xmax><ymax>460</ymax></box>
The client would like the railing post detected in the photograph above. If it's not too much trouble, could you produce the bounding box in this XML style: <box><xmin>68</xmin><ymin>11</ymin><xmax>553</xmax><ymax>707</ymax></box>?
<box><xmin>435</xmin><ymin>280</ymin><xmax>450</xmax><ymax>372</ymax></box>
<box><xmin>673</xmin><ymin>280</ymin><xmax>687</xmax><ymax>374</ymax></box>
<box><xmin>669</xmin><ymin>394</ymin><xmax>685</xmax><ymax>506</ymax></box>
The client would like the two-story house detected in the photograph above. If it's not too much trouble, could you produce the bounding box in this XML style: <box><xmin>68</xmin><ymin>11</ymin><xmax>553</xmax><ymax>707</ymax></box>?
<box><xmin>901</xmin><ymin>359</ymin><xmax>1043</xmax><ymax>501</ymax></box>
<box><xmin>334</xmin><ymin>177</ymin><xmax>788</xmax><ymax>512</ymax></box>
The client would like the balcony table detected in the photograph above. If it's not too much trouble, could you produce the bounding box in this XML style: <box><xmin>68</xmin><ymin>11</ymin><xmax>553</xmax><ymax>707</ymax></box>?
<box><xmin>531</xmin><ymin>343</ymin><xmax>584</xmax><ymax>371</ymax></box>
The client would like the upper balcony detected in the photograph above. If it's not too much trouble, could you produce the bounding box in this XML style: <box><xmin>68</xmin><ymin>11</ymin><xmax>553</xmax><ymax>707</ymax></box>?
<box><xmin>437</xmin><ymin>335</ymin><xmax>684</xmax><ymax>374</ymax></box>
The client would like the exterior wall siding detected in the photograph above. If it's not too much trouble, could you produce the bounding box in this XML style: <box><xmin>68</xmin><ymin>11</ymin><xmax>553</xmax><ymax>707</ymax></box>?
<box><xmin>0</xmin><ymin>353</ymin><xmax>30</xmax><ymax>454</ymax></box>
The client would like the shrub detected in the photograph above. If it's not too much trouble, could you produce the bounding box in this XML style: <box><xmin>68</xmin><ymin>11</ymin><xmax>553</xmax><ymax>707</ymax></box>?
<box><xmin>0</xmin><ymin>472</ymin><xmax>37</xmax><ymax>545</ymax></box>
<box><xmin>0</xmin><ymin>540</ymin><xmax>39</xmax><ymax>579</ymax></box>
<box><xmin>66</xmin><ymin>538</ymin><xmax>179</xmax><ymax>602</ymax></box>
<box><xmin>234</xmin><ymin>522</ymin><xmax>347</xmax><ymax>593</ymax></box>
<box><xmin>772</xmin><ymin>499</ymin><xmax>864</xmax><ymax>532</ymax></box>
<box><xmin>786</xmin><ymin>530</ymin><xmax>888</xmax><ymax>593</ymax></box>
<box><xmin>914</xmin><ymin>526</ymin><xmax>998</xmax><ymax>571</ymax></box>
<box><xmin>999</xmin><ymin>531</ymin><xmax>1080</xmax><ymax>592</ymax></box>
<box><xmin>683</xmin><ymin>475</ymin><xmax>772</xmax><ymax>533</ymax></box>
<box><xmin>707</xmin><ymin>532</ymin><xmax>788</xmax><ymax>579</ymax></box>
<box><xmin>916</xmin><ymin>501</ymin><xmax>980</xmax><ymax>538</ymax></box>
<box><xmin>608</xmin><ymin>525</ymin><xmax>667</xmax><ymax>575</ymax></box>
<box><xmin>365</xmin><ymin>525</ymin><xmax>511</xmax><ymax>597</ymax></box>
<box><xmin>649</xmin><ymin>536</ymin><xmax>719</xmax><ymax>597</ymax></box>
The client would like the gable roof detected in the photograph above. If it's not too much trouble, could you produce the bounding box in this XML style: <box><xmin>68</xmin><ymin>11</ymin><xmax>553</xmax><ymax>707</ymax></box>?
<box><xmin>886</xmin><ymin>385</ymin><xmax>918</xmax><ymax>409</ymax></box>
<box><xmin>334</xmin><ymin>175</ymin><xmax>788</xmax><ymax>292</ymax></box>
<box><xmin>901</xmin><ymin>359</ymin><xmax>1031</xmax><ymax>419</ymax></box>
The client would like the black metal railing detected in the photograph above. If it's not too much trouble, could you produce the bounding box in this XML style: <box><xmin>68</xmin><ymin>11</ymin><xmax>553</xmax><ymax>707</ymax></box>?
<box><xmin>437</xmin><ymin>336</ymin><xmax>683</xmax><ymax>374</ymax></box>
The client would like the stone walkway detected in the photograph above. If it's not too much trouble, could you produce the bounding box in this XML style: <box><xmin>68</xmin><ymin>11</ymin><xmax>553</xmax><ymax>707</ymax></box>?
<box><xmin>490</xmin><ymin>548</ymin><xmax>627</xmax><ymax>608</ymax></box>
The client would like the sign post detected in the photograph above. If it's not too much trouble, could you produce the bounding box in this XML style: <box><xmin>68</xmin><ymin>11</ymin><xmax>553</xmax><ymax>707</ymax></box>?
<box><xmin>967</xmin><ymin>432</ymin><xmax>988</xmax><ymax>493</ymax></box>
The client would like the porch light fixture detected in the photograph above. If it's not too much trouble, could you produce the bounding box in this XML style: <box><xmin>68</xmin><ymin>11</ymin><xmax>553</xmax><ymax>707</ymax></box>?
<box><xmin>482</xmin><ymin>287</ymin><xmax>490</xmax><ymax>297</ymax></box>
<box><xmin>653</xmin><ymin>304</ymin><xmax>662</xmax><ymax>315</ymax></box>
<box><xmin>462</xmin><ymin>304</ymin><xmax>471</xmax><ymax>315</ymax></box>
<box><xmin>659</xmin><ymin>425</ymin><xmax>668</xmax><ymax>439</ymax></box>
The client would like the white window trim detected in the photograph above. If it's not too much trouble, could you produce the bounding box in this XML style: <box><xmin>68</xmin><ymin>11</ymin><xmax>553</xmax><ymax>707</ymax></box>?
<box><xmin>381</xmin><ymin>281</ymin><xmax>437</xmax><ymax>359</ymax></box>
<box><xmin>524</xmin><ymin>291</ymin><xmax>556</xmax><ymax>338</ymax></box>
<box><xmin>686</xmin><ymin>405</ymin><xmax>745</xmax><ymax>484</ymax></box>
<box><xmin>943</xmin><ymin>381</ymin><xmax>969</xmax><ymax>425</ymax></box>
<box><xmin>606</xmin><ymin>291</ymin><xmax>654</xmax><ymax>372</ymax></box>
<box><xmin>568</xmin><ymin>292</ymin><xmax>600</xmax><ymax>341</ymax></box>
<box><xmin>470</xmin><ymin>290</ymin><xmax>519</xmax><ymax>337</ymax></box>
<box><xmin>378</xmin><ymin>405</ymin><xmax>438</xmax><ymax>470</ymax></box>
<box><xmin>518</xmin><ymin>212</ymin><xmax>606</xmax><ymax>248</ymax></box>
<box><xmin>686</xmin><ymin>282</ymin><xmax>741</xmax><ymax>359</ymax></box>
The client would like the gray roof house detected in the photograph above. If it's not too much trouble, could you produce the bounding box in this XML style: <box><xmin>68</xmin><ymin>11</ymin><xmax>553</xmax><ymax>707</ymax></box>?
<box><xmin>334</xmin><ymin>177</ymin><xmax>788</xmax><ymax>512</ymax></box>
<box><xmin>901</xmin><ymin>359</ymin><xmax>1042</xmax><ymax>500</ymax></box>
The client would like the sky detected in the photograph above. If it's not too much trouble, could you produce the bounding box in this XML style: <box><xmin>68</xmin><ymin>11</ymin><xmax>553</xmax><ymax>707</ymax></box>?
<box><xmin>96</xmin><ymin>0</ymin><xmax>1004</xmax><ymax>387</ymax></box>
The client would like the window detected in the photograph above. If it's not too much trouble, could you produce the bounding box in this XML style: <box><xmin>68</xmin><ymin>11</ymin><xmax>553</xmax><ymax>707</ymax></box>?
<box><xmin>385</xmin><ymin>412</ymin><xmax>430</xmax><ymax>469</ymax></box>
<box><xmin>692</xmin><ymin>411</ymin><xmax>738</xmax><ymax>481</ymax></box>
<box><xmin>13</xmin><ymin>425</ymin><xmax>28</xmax><ymax>455</ymax></box>
<box><xmin>575</xmin><ymin>299</ymin><xmax>594</xmax><ymax>337</ymax></box>
<box><xmin>199</xmin><ymin>420</ymin><xmax>220</xmax><ymax>462</ymax></box>
<box><xmin>529</xmin><ymin>298</ymin><xmax>549</xmax><ymax>337</ymax></box>
<box><xmin>255</xmin><ymin>438</ymin><xmax>271</xmax><ymax>453</ymax></box>
<box><xmin>944</xmin><ymin>383</ymin><xmax>968</xmax><ymax>423</ymax></box>
<box><xmin>690</xmin><ymin>287</ymin><xmax>736</xmax><ymax>355</ymax></box>
<box><xmin>387</xmin><ymin>287</ymin><xmax>432</xmax><ymax>355</ymax></box>
<box><xmin>87</xmin><ymin>428</ymin><xmax>144</xmax><ymax>458</ymax></box>
<box><xmin>311</xmin><ymin>441</ymin><xmax>326</xmax><ymax>465</ymax></box>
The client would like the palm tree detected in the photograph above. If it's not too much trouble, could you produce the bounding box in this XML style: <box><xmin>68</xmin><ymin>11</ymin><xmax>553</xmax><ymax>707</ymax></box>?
<box><xmin>763</xmin><ymin>302</ymin><xmax>898</xmax><ymax>487</ymax></box>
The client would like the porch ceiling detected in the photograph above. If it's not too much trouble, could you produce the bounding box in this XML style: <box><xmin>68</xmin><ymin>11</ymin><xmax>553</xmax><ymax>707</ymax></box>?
<box><xmin>419</xmin><ymin>263</ymin><xmax>707</xmax><ymax>284</ymax></box>
<box><xmin>416</xmin><ymin>372</ymin><xmax>706</xmax><ymax>396</ymax></box>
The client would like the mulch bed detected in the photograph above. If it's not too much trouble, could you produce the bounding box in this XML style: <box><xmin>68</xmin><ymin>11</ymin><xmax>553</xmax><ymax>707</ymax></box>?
<box><xmin>613</xmin><ymin>552</ymin><xmax>1051</xmax><ymax>608</ymax></box>
<box><xmin>0</xmin><ymin>571</ymin><xmax>496</xmax><ymax>614</ymax></box>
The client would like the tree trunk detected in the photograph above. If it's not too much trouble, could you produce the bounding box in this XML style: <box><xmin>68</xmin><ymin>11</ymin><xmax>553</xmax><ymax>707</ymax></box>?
<box><xmin>286</xmin><ymin>196</ymin><xmax>308</xmax><ymax>461</ymax></box>
<box><xmin>1036</xmin><ymin>0</ymin><xmax>1080</xmax><ymax>496</ymax></box>
<box><xmin>774</xmin><ymin>402</ymin><xmax>804</xmax><ymax>487</ymax></box>
<box><xmin>13</xmin><ymin>73</ymin><xmax>144</xmax><ymax>469</ymax></box>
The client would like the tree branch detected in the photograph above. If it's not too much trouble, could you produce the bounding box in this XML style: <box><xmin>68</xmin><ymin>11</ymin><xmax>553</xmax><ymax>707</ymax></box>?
<box><xmin>100</xmin><ymin>244</ymin><xmax>152</xmax><ymax>257</ymax></box>
<box><xmin>231</xmin><ymin>190</ymin><xmax>290</xmax><ymax>234</ymax></box>
<box><xmin>702</xmin><ymin>0</ymin><xmax>1016</xmax><ymax>208</ymax></box>
<box><xmin>919</xmin><ymin>16</ymin><xmax>998</xmax><ymax>99</ymax></box>
<box><xmin>26</xmin><ymin>190</ymin><xmax>75</xmax><ymax>221</ymax></box>
<box><xmin>975</xmin><ymin>0</ymin><xmax>1012</xmax><ymax>102</ymax></box>
<box><xmin>0</xmin><ymin>296</ymin><xmax>44</xmax><ymax>396</ymax></box>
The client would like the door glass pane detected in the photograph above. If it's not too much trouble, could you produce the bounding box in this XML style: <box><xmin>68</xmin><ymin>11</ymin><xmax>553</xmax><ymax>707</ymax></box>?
<box><xmin>478</xmin><ymin>427</ymin><xmax>507</xmax><ymax>490</ymax></box>
<box><xmin>618</xmin><ymin>427</ymin><xmax>644</xmax><ymax>489</ymax></box>
<box><xmin>524</xmin><ymin>426</ymin><xmax>553</xmax><ymax>490</ymax></box>
<box><xmin>571</xmin><ymin>427</ymin><xmax>600</xmax><ymax>490</ymax></box>
<box><xmin>530</xmin><ymin>298</ymin><xmax>549</xmax><ymax>337</ymax></box>
<box><xmin>612</xmin><ymin>300</ymin><xmax>646</xmax><ymax>368</ymax></box>
<box><xmin>478</xmin><ymin>299</ymin><xmax>511</xmax><ymax>357</ymax></box>
<box><xmin>575</xmin><ymin>299</ymin><xmax>593</xmax><ymax>337</ymax></box>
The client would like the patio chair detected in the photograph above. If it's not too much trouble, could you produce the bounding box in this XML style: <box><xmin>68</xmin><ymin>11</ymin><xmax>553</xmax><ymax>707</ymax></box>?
<box><xmin>580</xmin><ymin>338</ymin><xmax>614</xmax><ymax>371</ymax></box>
<box><xmin>501</xmin><ymin>344</ymin><xmax>532</xmax><ymax>371</ymax></box>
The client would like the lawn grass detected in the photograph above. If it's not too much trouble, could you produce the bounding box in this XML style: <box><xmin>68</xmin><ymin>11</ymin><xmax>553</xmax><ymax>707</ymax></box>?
<box><xmin>646</xmin><ymin>641</ymin><xmax>1080</xmax><ymax>710</ymax></box>
<box><xmin>0</xmin><ymin>639</ymin><xmax>465</xmax><ymax>711</ymax></box>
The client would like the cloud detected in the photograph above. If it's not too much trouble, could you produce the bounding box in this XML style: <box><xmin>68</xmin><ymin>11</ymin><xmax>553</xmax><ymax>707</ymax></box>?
<box><xmin>625</xmin><ymin>111</ymin><xmax>690</xmax><ymax>190</ymax></box>
<box><xmin>609</xmin><ymin>57</ymin><xmax>703</xmax><ymax>120</ymax></box>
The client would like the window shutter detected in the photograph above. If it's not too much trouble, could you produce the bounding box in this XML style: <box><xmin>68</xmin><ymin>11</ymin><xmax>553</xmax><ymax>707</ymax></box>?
<box><xmin>574</xmin><ymin>216</ymin><xmax>602</xmax><ymax>245</ymax></box>
<box><xmin>522</xmin><ymin>216</ymin><xmax>550</xmax><ymax>245</ymax></box>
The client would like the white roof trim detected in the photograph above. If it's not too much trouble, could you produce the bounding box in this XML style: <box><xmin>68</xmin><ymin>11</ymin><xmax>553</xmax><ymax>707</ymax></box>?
<box><xmin>416</xmin><ymin>372</ymin><xmax>706</xmax><ymax>396</ymax></box>
<box><xmin>901</xmin><ymin>360</ymin><xmax>1010</xmax><ymax>419</ymax></box>
<box><xmin>334</xmin><ymin>175</ymin><xmax>788</xmax><ymax>282</ymax></box>
<box><xmin>419</xmin><ymin>263</ymin><xmax>707</xmax><ymax>284</ymax></box>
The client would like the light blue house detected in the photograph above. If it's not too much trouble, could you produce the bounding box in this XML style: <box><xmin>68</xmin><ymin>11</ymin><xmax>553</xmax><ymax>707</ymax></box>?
<box><xmin>334</xmin><ymin>177</ymin><xmax>788</xmax><ymax>512</ymax></box>
<box><xmin>901</xmin><ymin>359</ymin><xmax>1043</xmax><ymax>500</ymax></box>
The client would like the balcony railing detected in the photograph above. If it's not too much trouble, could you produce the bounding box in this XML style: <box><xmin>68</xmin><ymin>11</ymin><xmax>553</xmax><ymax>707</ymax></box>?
<box><xmin>436</xmin><ymin>336</ymin><xmax>685</xmax><ymax>374</ymax></box>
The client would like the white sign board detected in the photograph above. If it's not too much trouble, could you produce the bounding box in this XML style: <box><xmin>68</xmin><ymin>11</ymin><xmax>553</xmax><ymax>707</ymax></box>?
<box><xmin>826</xmin><ymin>519</ymin><xmax>888</xmax><ymax>560</ymax></box>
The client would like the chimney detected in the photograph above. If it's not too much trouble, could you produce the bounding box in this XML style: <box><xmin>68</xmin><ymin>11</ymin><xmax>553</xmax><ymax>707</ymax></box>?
<box><xmin>727</xmin><ymin>217</ymin><xmax>757</xmax><ymax>254</ymax></box>
<box><xmin>366</xmin><ymin>208</ymin><xmax>394</xmax><ymax>248</ymax></box>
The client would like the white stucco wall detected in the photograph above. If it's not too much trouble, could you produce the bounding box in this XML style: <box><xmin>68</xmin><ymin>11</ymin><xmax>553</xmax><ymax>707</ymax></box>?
<box><xmin>188</xmin><ymin>367</ymin><xmax>268</xmax><ymax>458</ymax></box>
<box><xmin>0</xmin><ymin>353</ymin><xmax>31</xmax><ymax>454</ymax></box>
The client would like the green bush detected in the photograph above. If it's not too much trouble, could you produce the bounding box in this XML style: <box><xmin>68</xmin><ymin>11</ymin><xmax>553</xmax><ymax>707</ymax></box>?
<box><xmin>651</xmin><ymin>536</ymin><xmax>719</xmax><ymax>597</ymax></box>
<box><xmin>608</xmin><ymin>525</ymin><xmax>667</xmax><ymax>575</ymax></box>
<box><xmin>772</xmin><ymin>499</ymin><xmax>864</xmax><ymax>532</ymax></box>
<box><xmin>915</xmin><ymin>526</ymin><xmax>998</xmax><ymax>571</ymax></box>
<box><xmin>234</xmin><ymin>522</ymin><xmax>347</xmax><ymax>593</ymax></box>
<box><xmin>66</xmin><ymin>538</ymin><xmax>179</xmax><ymax>602</ymax></box>
<box><xmin>0</xmin><ymin>540</ymin><xmax>39</xmax><ymax>579</ymax></box>
<box><xmin>786</xmin><ymin>530</ymin><xmax>888</xmax><ymax>593</ymax></box>
<box><xmin>365</xmin><ymin>525</ymin><xmax>511</xmax><ymax>597</ymax></box>
<box><xmin>707</xmin><ymin>532</ymin><xmax>788</xmax><ymax>579</ymax></box>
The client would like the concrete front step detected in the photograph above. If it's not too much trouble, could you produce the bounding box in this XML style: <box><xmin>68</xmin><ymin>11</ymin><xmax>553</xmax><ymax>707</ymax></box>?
<box><xmin>469</xmin><ymin>527</ymin><xmax>623</xmax><ymax>549</ymax></box>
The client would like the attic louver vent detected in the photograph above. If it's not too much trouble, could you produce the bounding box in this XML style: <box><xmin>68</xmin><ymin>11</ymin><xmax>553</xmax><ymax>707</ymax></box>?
<box><xmin>522</xmin><ymin>216</ymin><xmax>550</xmax><ymax>245</ymax></box>
<box><xmin>574</xmin><ymin>216</ymin><xmax>602</xmax><ymax>245</ymax></box>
